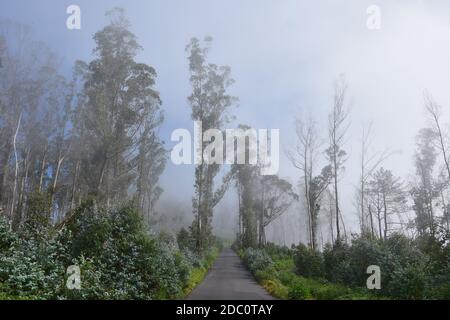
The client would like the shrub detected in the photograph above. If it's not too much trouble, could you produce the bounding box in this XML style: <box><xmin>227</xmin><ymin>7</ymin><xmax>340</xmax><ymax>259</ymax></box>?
<box><xmin>323</xmin><ymin>240</ymin><xmax>353</xmax><ymax>284</ymax></box>
<box><xmin>243</xmin><ymin>248</ymin><xmax>273</xmax><ymax>274</ymax></box>
<box><xmin>311</xmin><ymin>282</ymin><xmax>349</xmax><ymax>300</ymax></box>
<box><xmin>277</xmin><ymin>270</ymin><xmax>297</xmax><ymax>286</ymax></box>
<box><xmin>288</xmin><ymin>278</ymin><xmax>311</xmax><ymax>300</ymax></box>
<box><xmin>0</xmin><ymin>202</ymin><xmax>201</xmax><ymax>300</ymax></box>
<box><xmin>254</xmin><ymin>268</ymin><xmax>276</xmax><ymax>282</ymax></box>
<box><xmin>0</xmin><ymin>216</ymin><xmax>16</xmax><ymax>252</ymax></box>
<box><xmin>177</xmin><ymin>228</ymin><xmax>195</xmax><ymax>252</ymax></box>
<box><xmin>294</xmin><ymin>243</ymin><xmax>325</xmax><ymax>279</ymax></box>
<box><xmin>387</xmin><ymin>262</ymin><xmax>428</xmax><ymax>299</ymax></box>
<box><xmin>262</xmin><ymin>279</ymin><xmax>289</xmax><ymax>299</ymax></box>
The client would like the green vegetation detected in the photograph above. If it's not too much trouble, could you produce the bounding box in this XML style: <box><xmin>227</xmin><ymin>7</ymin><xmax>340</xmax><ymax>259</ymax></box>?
<box><xmin>0</xmin><ymin>201</ymin><xmax>220</xmax><ymax>300</ymax></box>
<box><xmin>183</xmin><ymin>246</ymin><xmax>220</xmax><ymax>296</ymax></box>
<box><xmin>237</xmin><ymin>230</ymin><xmax>450</xmax><ymax>300</ymax></box>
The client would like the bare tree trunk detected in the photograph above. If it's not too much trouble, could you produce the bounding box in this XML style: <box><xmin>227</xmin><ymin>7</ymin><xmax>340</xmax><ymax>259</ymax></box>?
<box><xmin>368</xmin><ymin>204</ymin><xmax>375</xmax><ymax>239</ymax></box>
<box><xmin>383</xmin><ymin>193</ymin><xmax>388</xmax><ymax>240</ymax></box>
<box><xmin>425</xmin><ymin>94</ymin><xmax>450</xmax><ymax>180</ymax></box>
<box><xmin>38</xmin><ymin>149</ymin><xmax>47</xmax><ymax>192</ymax></box>
<box><xmin>70</xmin><ymin>160</ymin><xmax>80</xmax><ymax>210</ymax></box>
<box><xmin>9</xmin><ymin>112</ymin><xmax>22</xmax><ymax>228</ymax></box>
<box><xmin>334</xmin><ymin>154</ymin><xmax>340</xmax><ymax>240</ymax></box>
<box><xmin>339</xmin><ymin>209</ymin><xmax>347</xmax><ymax>241</ymax></box>
<box><xmin>377</xmin><ymin>207</ymin><xmax>383</xmax><ymax>239</ymax></box>
<box><xmin>13</xmin><ymin>148</ymin><xmax>30</xmax><ymax>230</ymax></box>
<box><xmin>0</xmin><ymin>141</ymin><xmax>12</xmax><ymax>204</ymax></box>
<box><xmin>49</xmin><ymin>154</ymin><xmax>65</xmax><ymax>214</ymax></box>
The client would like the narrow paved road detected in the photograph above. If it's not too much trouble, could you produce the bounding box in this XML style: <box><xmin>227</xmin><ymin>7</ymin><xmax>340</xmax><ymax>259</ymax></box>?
<box><xmin>188</xmin><ymin>248</ymin><xmax>275</xmax><ymax>300</ymax></box>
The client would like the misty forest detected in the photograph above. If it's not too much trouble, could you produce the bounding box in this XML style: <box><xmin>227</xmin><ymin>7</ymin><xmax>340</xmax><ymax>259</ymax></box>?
<box><xmin>0</xmin><ymin>8</ymin><xmax>449</xmax><ymax>300</ymax></box>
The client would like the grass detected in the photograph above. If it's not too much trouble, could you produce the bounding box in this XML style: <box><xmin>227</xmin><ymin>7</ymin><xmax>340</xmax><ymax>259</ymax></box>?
<box><xmin>240</xmin><ymin>247</ymin><xmax>382</xmax><ymax>300</ymax></box>
<box><xmin>182</xmin><ymin>246</ymin><xmax>220</xmax><ymax>297</ymax></box>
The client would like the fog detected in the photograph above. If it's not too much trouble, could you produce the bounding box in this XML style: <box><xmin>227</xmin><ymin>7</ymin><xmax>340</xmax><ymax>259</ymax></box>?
<box><xmin>3</xmin><ymin>0</ymin><xmax>450</xmax><ymax>245</ymax></box>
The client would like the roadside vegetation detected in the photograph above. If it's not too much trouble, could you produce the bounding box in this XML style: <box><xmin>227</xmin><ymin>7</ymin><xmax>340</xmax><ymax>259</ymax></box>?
<box><xmin>0</xmin><ymin>9</ymin><xmax>224</xmax><ymax>300</ymax></box>
<box><xmin>236</xmin><ymin>230</ymin><xmax>450</xmax><ymax>300</ymax></box>
<box><xmin>0</xmin><ymin>201</ymin><xmax>220</xmax><ymax>300</ymax></box>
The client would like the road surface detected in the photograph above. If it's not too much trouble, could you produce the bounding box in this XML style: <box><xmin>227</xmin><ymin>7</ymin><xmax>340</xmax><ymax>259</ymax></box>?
<box><xmin>187</xmin><ymin>248</ymin><xmax>275</xmax><ymax>300</ymax></box>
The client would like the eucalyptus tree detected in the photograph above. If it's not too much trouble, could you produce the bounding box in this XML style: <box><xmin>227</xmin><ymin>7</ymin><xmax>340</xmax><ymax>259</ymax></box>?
<box><xmin>258</xmin><ymin>175</ymin><xmax>297</xmax><ymax>246</ymax></box>
<box><xmin>326</xmin><ymin>75</ymin><xmax>350</xmax><ymax>240</ymax></box>
<box><xmin>186</xmin><ymin>36</ymin><xmax>237</xmax><ymax>253</ymax></box>
<box><xmin>367</xmin><ymin>167</ymin><xmax>406</xmax><ymax>240</ymax></box>
<box><xmin>75</xmin><ymin>9</ymin><xmax>164</xmax><ymax>209</ymax></box>
<box><xmin>0</xmin><ymin>21</ymin><xmax>62</xmax><ymax>228</ymax></box>
<box><xmin>411</xmin><ymin>128</ymin><xmax>440</xmax><ymax>236</ymax></box>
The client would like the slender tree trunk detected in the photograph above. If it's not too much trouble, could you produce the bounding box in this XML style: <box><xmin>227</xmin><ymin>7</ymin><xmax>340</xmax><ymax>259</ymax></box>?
<box><xmin>70</xmin><ymin>160</ymin><xmax>80</xmax><ymax>210</ymax></box>
<box><xmin>38</xmin><ymin>149</ymin><xmax>47</xmax><ymax>192</ymax></box>
<box><xmin>334</xmin><ymin>153</ymin><xmax>340</xmax><ymax>239</ymax></box>
<box><xmin>383</xmin><ymin>194</ymin><xmax>388</xmax><ymax>240</ymax></box>
<box><xmin>432</xmin><ymin>112</ymin><xmax>450</xmax><ymax>181</ymax></box>
<box><xmin>329</xmin><ymin>204</ymin><xmax>334</xmax><ymax>243</ymax></box>
<box><xmin>49</xmin><ymin>154</ymin><xmax>65</xmax><ymax>214</ymax></box>
<box><xmin>9</xmin><ymin>112</ymin><xmax>22</xmax><ymax>227</ymax></box>
<box><xmin>0</xmin><ymin>140</ymin><xmax>12</xmax><ymax>204</ymax></box>
<box><xmin>368</xmin><ymin>204</ymin><xmax>375</xmax><ymax>239</ymax></box>
<box><xmin>377</xmin><ymin>207</ymin><xmax>383</xmax><ymax>239</ymax></box>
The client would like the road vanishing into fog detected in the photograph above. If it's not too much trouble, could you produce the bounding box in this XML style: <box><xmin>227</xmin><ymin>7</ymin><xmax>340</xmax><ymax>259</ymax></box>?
<box><xmin>187</xmin><ymin>248</ymin><xmax>275</xmax><ymax>300</ymax></box>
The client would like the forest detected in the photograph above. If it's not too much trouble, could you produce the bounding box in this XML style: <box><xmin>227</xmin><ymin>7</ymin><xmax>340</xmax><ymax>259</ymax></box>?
<box><xmin>0</xmin><ymin>7</ymin><xmax>449</xmax><ymax>300</ymax></box>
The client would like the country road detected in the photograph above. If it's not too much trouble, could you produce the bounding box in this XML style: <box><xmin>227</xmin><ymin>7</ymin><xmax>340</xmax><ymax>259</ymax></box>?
<box><xmin>187</xmin><ymin>248</ymin><xmax>276</xmax><ymax>300</ymax></box>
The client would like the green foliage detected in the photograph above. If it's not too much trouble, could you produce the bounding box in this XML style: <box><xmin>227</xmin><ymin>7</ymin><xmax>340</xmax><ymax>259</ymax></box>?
<box><xmin>0</xmin><ymin>203</ymin><xmax>221</xmax><ymax>300</ymax></box>
<box><xmin>323</xmin><ymin>240</ymin><xmax>353</xmax><ymax>284</ymax></box>
<box><xmin>293</xmin><ymin>243</ymin><xmax>325</xmax><ymax>279</ymax></box>
<box><xmin>238</xmin><ymin>235</ymin><xmax>450</xmax><ymax>300</ymax></box>
<box><xmin>242</xmin><ymin>248</ymin><xmax>274</xmax><ymax>274</ymax></box>
<box><xmin>0</xmin><ymin>216</ymin><xmax>16</xmax><ymax>251</ymax></box>
<box><xmin>240</xmin><ymin>243</ymin><xmax>381</xmax><ymax>300</ymax></box>
<box><xmin>183</xmin><ymin>246</ymin><xmax>219</xmax><ymax>296</ymax></box>
<box><xmin>177</xmin><ymin>228</ymin><xmax>195</xmax><ymax>252</ymax></box>
<box><xmin>387</xmin><ymin>262</ymin><xmax>427</xmax><ymax>299</ymax></box>
<box><xmin>288</xmin><ymin>279</ymin><xmax>311</xmax><ymax>300</ymax></box>
<box><xmin>262</xmin><ymin>279</ymin><xmax>289</xmax><ymax>299</ymax></box>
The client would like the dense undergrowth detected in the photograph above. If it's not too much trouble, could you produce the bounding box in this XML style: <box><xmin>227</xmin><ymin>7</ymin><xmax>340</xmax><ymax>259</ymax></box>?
<box><xmin>0</xmin><ymin>201</ymin><xmax>220</xmax><ymax>300</ymax></box>
<box><xmin>236</xmin><ymin>231</ymin><xmax>450</xmax><ymax>300</ymax></box>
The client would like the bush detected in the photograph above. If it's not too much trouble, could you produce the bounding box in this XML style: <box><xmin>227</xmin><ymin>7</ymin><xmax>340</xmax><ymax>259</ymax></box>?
<box><xmin>262</xmin><ymin>279</ymin><xmax>289</xmax><ymax>299</ymax></box>
<box><xmin>0</xmin><ymin>202</ymin><xmax>202</xmax><ymax>300</ymax></box>
<box><xmin>323</xmin><ymin>240</ymin><xmax>352</xmax><ymax>284</ymax></box>
<box><xmin>242</xmin><ymin>248</ymin><xmax>273</xmax><ymax>274</ymax></box>
<box><xmin>177</xmin><ymin>228</ymin><xmax>194</xmax><ymax>252</ymax></box>
<box><xmin>288</xmin><ymin>278</ymin><xmax>311</xmax><ymax>300</ymax></box>
<box><xmin>294</xmin><ymin>243</ymin><xmax>325</xmax><ymax>279</ymax></box>
<box><xmin>311</xmin><ymin>282</ymin><xmax>349</xmax><ymax>300</ymax></box>
<box><xmin>0</xmin><ymin>216</ymin><xmax>16</xmax><ymax>252</ymax></box>
<box><xmin>387</xmin><ymin>263</ymin><xmax>428</xmax><ymax>299</ymax></box>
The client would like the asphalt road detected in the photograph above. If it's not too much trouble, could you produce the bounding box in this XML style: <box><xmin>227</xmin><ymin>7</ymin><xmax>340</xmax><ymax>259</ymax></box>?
<box><xmin>187</xmin><ymin>248</ymin><xmax>276</xmax><ymax>300</ymax></box>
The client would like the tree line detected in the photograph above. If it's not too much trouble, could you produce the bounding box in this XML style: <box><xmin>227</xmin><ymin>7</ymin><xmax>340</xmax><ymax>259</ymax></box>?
<box><xmin>1</xmin><ymin>8</ymin><xmax>450</xmax><ymax>258</ymax></box>
<box><xmin>0</xmin><ymin>10</ymin><xmax>166</xmax><ymax>232</ymax></box>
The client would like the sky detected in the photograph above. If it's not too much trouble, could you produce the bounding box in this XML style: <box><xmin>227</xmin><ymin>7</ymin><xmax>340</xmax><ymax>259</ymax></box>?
<box><xmin>2</xmin><ymin>0</ymin><xmax>450</xmax><ymax>244</ymax></box>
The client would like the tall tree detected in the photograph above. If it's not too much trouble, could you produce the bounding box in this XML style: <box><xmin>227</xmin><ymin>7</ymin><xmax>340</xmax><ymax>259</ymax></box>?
<box><xmin>258</xmin><ymin>175</ymin><xmax>297</xmax><ymax>246</ymax></box>
<box><xmin>424</xmin><ymin>92</ymin><xmax>450</xmax><ymax>181</ymax></box>
<box><xmin>367</xmin><ymin>168</ymin><xmax>406</xmax><ymax>240</ymax></box>
<box><xmin>411</xmin><ymin>128</ymin><xmax>440</xmax><ymax>236</ymax></box>
<box><xmin>186</xmin><ymin>36</ymin><xmax>236</xmax><ymax>253</ymax></box>
<box><xmin>357</xmin><ymin>122</ymin><xmax>392</xmax><ymax>236</ymax></box>
<box><xmin>75</xmin><ymin>8</ymin><xmax>164</xmax><ymax>210</ymax></box>
<box><xmin>287</xmin><ymin>116</ymin><xmax>323</xmax><ymax>249</ymax></box>
<box><xmin>0</xmin><ymin>21</ymin><xmax>62</xmax><ymax>228</ymax></box>
<box><xmin>326</xmin><ymin>75</ymin><xmax>350</xmax><ymax>240</ymax></box>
